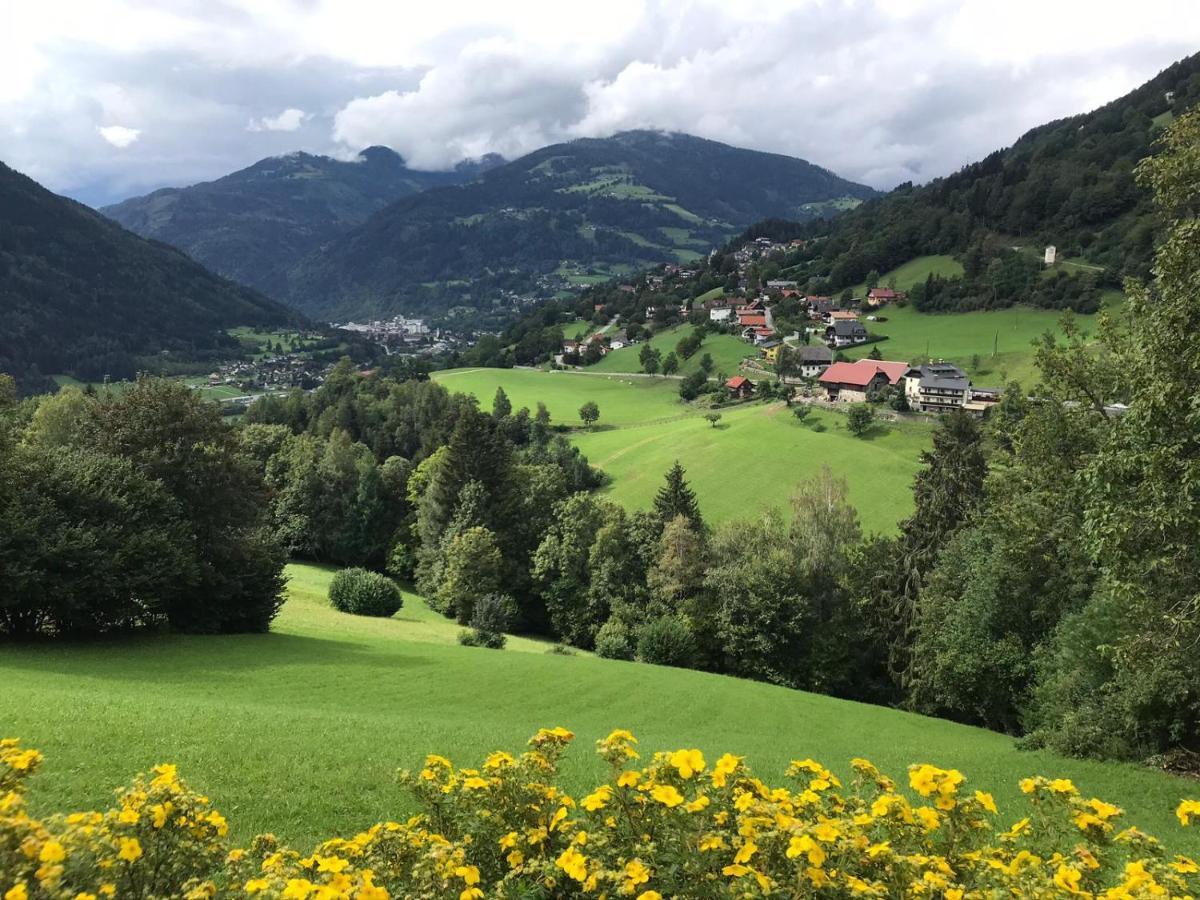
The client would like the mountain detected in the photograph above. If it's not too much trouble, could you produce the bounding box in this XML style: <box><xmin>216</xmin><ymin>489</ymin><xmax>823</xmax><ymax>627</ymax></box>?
<box><xmin>284</xmin><ymin>131</ymin><xmax>877</xmax><ymax>319</ymax></box>
<box><xmin>103</xmin><ymin>147</ymin><xmax>504</xmax><ymax>299</ymax></box>
<box><xmin>773</xmin><ymin>52</ymin><xmax>1200</xmax><ymax>310</ymax></box>
<box><xmin>0</xmin><ymin>161</ymin><xmax>296</xmax><ymax>393</ymax></box>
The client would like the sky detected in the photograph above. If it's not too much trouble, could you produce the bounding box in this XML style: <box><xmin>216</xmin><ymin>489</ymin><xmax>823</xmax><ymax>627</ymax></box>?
<box><xmin>2</xmin><ymin>0</ymin><xmax>1196</xmax><ymax>207</ymax></box>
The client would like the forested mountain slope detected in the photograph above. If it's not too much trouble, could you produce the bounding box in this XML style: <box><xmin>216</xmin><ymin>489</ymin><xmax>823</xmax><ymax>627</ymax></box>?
<box><xmin>0</xmin><ymin>161</ymin><xmax>295</xmax><ymax>392</ymax></box>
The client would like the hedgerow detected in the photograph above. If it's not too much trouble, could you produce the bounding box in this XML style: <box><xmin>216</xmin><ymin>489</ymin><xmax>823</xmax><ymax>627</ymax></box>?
<box><xmin>2</xmin><ymin>732</ymin><xmax>1198</xmax><ymax>898</ymax></box>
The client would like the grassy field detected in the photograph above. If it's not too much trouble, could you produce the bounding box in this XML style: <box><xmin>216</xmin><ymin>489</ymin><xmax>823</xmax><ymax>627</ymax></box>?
<box><xmin>850</xmin><ymin>255</ymin><xmax>964</xmax><ymax>294</ymax></box>
<box><xmin>843</xmin><ymin>302</ymin><xmax>1108</xmax><ymax>387</ymax></box>
<box><xmin>433</xmin><ymin>368</ymin><xmax>926</xmax><ymax>532</ymax></box>
<box><xmin>572</xmin><ymin>402</ymin><xmax>928</xmax><ymax>533</ymax></box>
<box><xmin>3</xmin><ymin>561</ymin><xmax>1196</xmax><ymax>853</ymax></box>
<box><xmin>433</xmin><ymin>368</ymin><xmax>693</xmax><ymax>428</ymax></box>
<box><xmin>587</xmin><ymin>325</ymin><xmax>753</xmax><ymax>378</ymax></box>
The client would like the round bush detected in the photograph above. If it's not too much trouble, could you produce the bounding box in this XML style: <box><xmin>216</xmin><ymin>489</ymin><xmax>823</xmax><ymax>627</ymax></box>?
<box><xmin>636</xmin><ymin>616</ymin><xmax>697</xmax><ymax>667</ymax></box>
<box><xmin>458</xmin><ymin>628</ymin><xmax>506</xmax><ymax>650</ymax></box>
<box><xmin>594</xmin><ymin>618</ymin><xmax>635</xmax><ymax>660</ymax></box>
<box><xmin>470</xmin><ymin>592</ymin><xmax>517</xmax><ymax>635</ymax></box>
<box><xmin>328</xmin><ymin>567</ymin><xmax>403</xmax><ymax>617</ymax></box>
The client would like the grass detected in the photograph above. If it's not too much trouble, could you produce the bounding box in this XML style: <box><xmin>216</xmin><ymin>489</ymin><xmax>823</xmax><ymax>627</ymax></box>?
<box><xmin>851</xmin><ymin>255</ymin><xmax>964</xmax><ymax>294</ymax></box>
<box><xmin>3</xmin><ymin>561</ymin><xmax>1196</xmax><ymax>853</ymax></box>
<box><xmin>434</xmin><ymin>367</ymin><xmax>927</xmax><ymax>532</ymax></box>
<box><xmin>572</xmin><ymin>403</ymin><xmax>929</xmax><ymax>533</ymax></box>
<box><xmin>432</xmin><ymin>368</ymin><xmax>692</xmax><ymax>427</ymax></box>
<box><xmin>843</xmin><ymin>302</ymin><xmax>1110</xmax><ymax>387</ymax></box>
<box><xmin>587</xmin><ymin>326</ymin><xmax>752</xmax><ymax>378</ymax></box>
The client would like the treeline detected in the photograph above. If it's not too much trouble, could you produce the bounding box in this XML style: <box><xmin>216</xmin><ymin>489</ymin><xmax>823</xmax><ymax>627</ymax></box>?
<box><xmin>0</xmin><ymin>377</ymin><xmax>286</xmax><ymax>637</ymax></box>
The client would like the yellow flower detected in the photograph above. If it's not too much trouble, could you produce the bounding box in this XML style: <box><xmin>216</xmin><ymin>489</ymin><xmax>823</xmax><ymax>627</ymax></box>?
<box><xmin>974</xmin><ymin>790</ymin><xmax>997</xmax><ymax>813</ymax></box>
<box><xmin>1088</xmin><ymin>798</ymin><xmax>1120</xmax><ymax>819</ymax></box>
<box><xmin>733</xmin><ymin>840</ymin><xmax>757</xmax><ymax>864</ymax></box>
<box><xmin>454</xmin><ymin>865</ymin><xmax>480</xmax><ymax>886</ymax></box>
<box><xmin>244</xmin><ymin>879</ymin><xmax>270</xmax><ymax>894</ymax></box>
<box><xmin>650</xmin><ymin>784</ymin><xmax>684</xmax><ymax>808</ymax></box>
<box><xmin>786</xmin><ymin>834</ymin><xmax>826</xmax><ymax>867</ymax></box>
<box><xmin>915</xmin><ymin>807</ymin><xmax>940</xmax><ymax>832</ymax></box>
<box><xmin>813</xmin><ymin>822</ymin><xmax>840</xmax><ymax>843</ymax></box>
<box><xmin>1053</xmin><ymin>865</ymin><xmax>1083</xmax><ymax>894</ymax></box>
<box><xmin>117</xmin><ymin>837</ymin><xmax>142</xmax><ymax>862</ymax></box>
<box><xmin>617</xmin><ymin>771</ymin><xmax>640</xmax><ymax>788</ymax></box>
<box><xmin>1048</xmin><ymin>778</ymin><xmax>1076</xmax><ymax>795</ymax></box>
<box><xmin>555</xmin><ymin>846</ymin><xmax>588</xmax><ymax>882</ymax></box>
<box><xmin>498</xmin><ymin>831</ymin><xmax>519</xmax><ymax>849</ymax></box>
<box><xmin>685</xmin><ymin>795</ymin><xmax>710</xmax><ymax>813</ymax></box>
<box><xmin>5</xmin><ymin>885</ymin><xmax>29</xmax><ymax>900</ymax></box>
<box><xmin>118</xmin><ymin>807</ymin><xmax>140</xmax><ymax>824</ymax></box>
<box><xmin>483</xmin><ymin>751</ymin><xmax>514</xmax><ymax>770</ymax></box>
<box><xmin>1170</xmin><ymin>855</ymin><xmax>1198</xmax><ymax>874</ymax></box>
<box><xmin>623</xmin><ymin>858</ymin><xmax>650</xmax><ymax>890</ymax></box>
<box><xmin>698</xmin><ymin>834</ymin><xmax>725</xmax><ymax>852</ymax></box>
<box><xmin>636</xmin><ymin>893</ymin><xmax>662</xmax><ymax>900</ymax></box>
<box><xmin>150</xmin><ymin>763</ymin><xmax>178</xmax><ymax>788</ymax></box>
<box><xmin>1019</xmin><ymin>778</ymin><xmax>1037</xmax><ymax>794</ymax></box>
<box><xmin>1177</xmin><ymin>799</ymin><xmax>1200</xmax><ymax>826</ymax></box>
<box><xmin>582</xmin><ymin>786</ymin><xmax>612</xmax><ymax>811</ymax></box>
<box><xmin>722</xmin><ymin>864</ymin><xmax>751</xmax><ymax>877</ymax></box>
<box><xmin>669</xmin><ymin>748</ymin><xmax>705</xmax><ymax>779</ymax></box>
<box><xmin>711</xmin><ymin>753</ymin><xmax>741</xmax><ymax>788</ymax></box>
<box><xmin>461</xmin><ymin>776</ymin><xmax>488</xmax><ymax>790</ymax></box>
<box><xmin>39</xmin><ymin>840</ymin><xmax>67</xmax><ymax>863</ymax></box>
<box><xmin>316</xmin><ymin>856</ymin><xmax>349</xmax><ymax>873</ymax></box>
<box><xmin>281</xmin><ymin>879</ymin><xmax>314</xmax><ymax>899</ymax></box>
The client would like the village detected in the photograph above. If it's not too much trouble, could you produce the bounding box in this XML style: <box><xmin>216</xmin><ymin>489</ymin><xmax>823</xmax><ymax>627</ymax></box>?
<box><xmin>557</xmin><ymin>235</ymin><xmax>1003</xmax><ymax>417</ymax></box>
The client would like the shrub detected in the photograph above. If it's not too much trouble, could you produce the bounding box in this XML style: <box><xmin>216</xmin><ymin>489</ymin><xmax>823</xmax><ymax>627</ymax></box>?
<box><xmin>546</xmin><ymin>643</ymin><xmax>576</xmax><ymax>656</ymax></box>
<box><xmin>458</xmin><ymin>592</ymin><xmax>516</xmax><ymax>650</ymax></box>
<box><xmin>2</xmin><ymin>734</ymin><xmax>1198</xmax><ymax>899</ymax></box>
<box><xmin>594</xmin><ymin>618</ymin><xmax>636</xmax><ymax>660</ymax></box>
<box><xmin>636</xmin><ymin>615</ymin><xmax>698</xmax><ymax>667</ymax></box>
<box><xmin>327</xmin><ymin>567</ymin><xmax>403</xmax><ymax>617</ymax></box>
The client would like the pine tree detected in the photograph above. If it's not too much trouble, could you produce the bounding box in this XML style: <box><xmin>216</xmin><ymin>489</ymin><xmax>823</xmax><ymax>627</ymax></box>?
<box><xmin>492</xmin><ymin>387</ymin><xmax>512</xmax><ymax>419</ymax></box>
<box><xmin>653</xmin><ymin>461</ymin><xmax>702</xmax><ymax>530</ymax></box>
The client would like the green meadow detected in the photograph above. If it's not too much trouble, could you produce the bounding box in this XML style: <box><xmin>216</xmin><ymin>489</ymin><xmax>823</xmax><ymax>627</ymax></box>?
<box><xmin>587</xmin><ymin>325</ymin><xmax>752</xmax><ymax>378</ymax></box>
<box><xmin>844</xmin><ymin>302</ymin><xmax>1107</xmax><ymax>387</ymax></box>
<box><xmin>851</xmin><ymin>254</ymin><xmax>965</xmax><ymax>293</ymax></box>
<box><xmin>3</xmin><ymin>562</ymin><xmax>1196</xmax><ymax>853</ymax></box>
<box><xmin>434</xmin><ymin>367</ymin><xmax>927</xmax><ymax>532</ymax></box>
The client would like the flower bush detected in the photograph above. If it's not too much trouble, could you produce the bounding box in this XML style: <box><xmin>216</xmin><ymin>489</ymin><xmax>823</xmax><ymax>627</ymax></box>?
<box><xmin>2</xmin><ymin>731</ymin><xmax>1198</xmax><ymax>898</ymax></box>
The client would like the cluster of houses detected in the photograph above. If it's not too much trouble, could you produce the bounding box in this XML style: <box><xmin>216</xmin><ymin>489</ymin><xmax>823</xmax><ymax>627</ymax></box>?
<box><xmin>815</xmin><ymin>358</ymin><xmax>999</xmax><ymax>416</ymax></box>
<box><xmin>206</xmin><ymin>355</ymin><xmax>326</xmax><ymax>394</ymax></box>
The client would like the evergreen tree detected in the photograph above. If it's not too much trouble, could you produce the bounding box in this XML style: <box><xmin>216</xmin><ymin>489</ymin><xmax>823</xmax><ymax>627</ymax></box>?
<box><xmin>653</xmin><ymin>461</ymin><xmax>703</xmax><ymax>530</ymax></box>
<box><xmin>492</xmin><ymin>387</ymin><xmax>512</xmax><ymax>419</ymax></box>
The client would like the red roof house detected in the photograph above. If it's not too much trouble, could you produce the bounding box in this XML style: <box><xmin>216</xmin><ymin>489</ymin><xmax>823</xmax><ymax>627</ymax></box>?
<box><xmin>818</xmin><ymin>359</ymin><xmax>908</xmax><ymax>401</ymax></box>
<box><xmin>725</xmin><ymin>376</ymin><xmax>754</xmax><ymax>398</ymax></box>
<box><xmin>867</xmin><ymin>288</ymin><xmax>903</xmax><ymax>307</ymax></box>
<box><xmin>738</xmin><ymin>313</ymin><xmax>768</xmax><ymax>328</ymax></box>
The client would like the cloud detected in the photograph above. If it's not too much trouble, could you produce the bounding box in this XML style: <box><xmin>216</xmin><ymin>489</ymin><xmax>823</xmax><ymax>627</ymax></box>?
<box><xmin>1</xmin><ymin>1</ymin><xmax>1197</xmax><ymax>205</ymax></box>
<box><xmin>247</xmin><ymin>107</ymin><xmax>310</xmax><ymax>132</ymax></box>
<box><xmin>97</xmin><ymin>125</ymin><xmax>140</xmax><ymax>147</ymax></box>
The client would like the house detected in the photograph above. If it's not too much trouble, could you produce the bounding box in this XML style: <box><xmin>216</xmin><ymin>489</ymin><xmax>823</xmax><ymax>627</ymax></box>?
<box><xmin>751</xmin><ymin>326</ymin><xmax>776</xmax><ymax>345</ymax></box>
<box><xmin>726</xmin><ymin>376</ymin><xmax>754</xmax><ymax>399</ymax></box>
<box><xmin>827</xmin><ymin>320</ymin><xmax>869</xmax><ymax>347</ymax></box>
<box><xmin>866</xmin><ymin>287</ymin><xmax>902</xmax><ymax>307</ymax></box>
<box><xmin>562</xmin><ymin>339</ymin><xmax>581</xmax><ymax>354</ymax></box>
<box><xmin>806</xmin><ymin>296</ymin><xmax>835</xmax><ymax>319</ymax></box>
<box><xmin>796</xmin><ymin>345</ymin><xmax>833</xmax><ymax>378</ymax></box>
<box><xmin>827</xmin><ymin>309</ymin><xmax>859</xmax><ymax>326</ymax></box>
<box><xmin>903</xmin><ymin>362</ymin><xmax>971</xmax><ymax>412</ymax></box>
<box><xmin>738</xmin><ymin>312</ymin><xmax>768</xmax><ymax>329</ymax></box>
<box><xmin>766</xmin><ymin>279</ymin><xmax>798</xmax><ymax>290</ymax></box>
<box><xmin>760</xmin><ymin>340</ymin><xmax>782</xmax><ymax>363</ymax></box>
<box><xmin>710</xmin><ymin>306</ymin><xmax>733</xmax><ymax>323</ymax></box>
<box><xmin>608</xmin><ymin>331</ymin><xmax>631</xmax><ymax>351</ymax></box>
<box><xmin>818</xmin><ymin>359</ymin><xmax>909</xmax><ymax>403</ymax></box>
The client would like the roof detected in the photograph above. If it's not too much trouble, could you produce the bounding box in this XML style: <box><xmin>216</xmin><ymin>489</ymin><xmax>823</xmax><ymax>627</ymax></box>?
<box><xmin>798</xmin><ymin>345</ymin><xmax>833</xmax><ymax>362</ymax></box>
<box><xmin>829</xmin><ymin>310</ymin><xmax>858</xmax><ymax>320</ymax></box>
<box><xmin>868</xmin><ymin>287</ymin><xmax>901</xmax><ymax>298</ymax></box>
<box><xmin>819</xmin><ymin>359</ymin><xmax>910</xmax><ymax>388</ymax></box>
<box><xmin>738</xmin><ymin>314</ymin><xmax>768</xmax><ymax>327</ymax></box>
<box><xmin>726</xmin><ymin>376</ymin><xmax>752</xmax><ymax>390</ymax></box>
<box><xmin>831</xmin><ymin>320</ymin><xmax>867</xmax><ymax>336</ymax></box>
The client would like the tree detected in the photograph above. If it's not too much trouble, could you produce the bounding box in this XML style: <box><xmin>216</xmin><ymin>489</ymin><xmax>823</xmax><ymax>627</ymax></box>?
<box><xmin>653</xmin><ymin>461</ymin><xmax>702</xmax><ymax>530</ymax></box>
<box><xmin>640</xmin><ymin>344</ymin><xmax>661</xmax><ymax>376</ymax></box>
<box><xmin>661</xmin><ymin>352</ymin><xmax>679</xmax><ymax>376</ymax></box>
<box><xmin>867</xmin><ymin>346</ymin><xmax>883</xmax><ymax>360</ymax></box>
<box><xmin>792</xmin><ymin>405</ymin><xmax>811</xmax><ymax>423</ymax></box>
<box><xmin>865</xmin><ymin>269</ymin><xmax>881</xmax><ymax>289</ymax></box>
<box><xmin>579</xmin><ymin>401</ymin><xmax>600</xmax><ymax>429</ymax></box>
<box><xmin>704</xmin><ymin>412</ymin><xmax>722</xmax><ymax>428</ymax></box>
<box><xmin>698</xmin><ymin>353</ymin><xmax>714</xmax><ymax>375</ymax></box>
<box><xmin>678</xmin><ymin>371</ymin><xmax>707</xmax><ymax>401</ymax></box>
<box><xmin>435</xmin><ymin>526</ymin><xmax>503</xmax><ymax>624</ymax></box>
<box><xmin>492</xmin><ymin>387</ymin><xmax>512</xmax><ymax>419</ymax></box>
<box><xmin>846</xmin><ymin>403</ymin><xmax>876</xmax><ymax>436</ymax></box>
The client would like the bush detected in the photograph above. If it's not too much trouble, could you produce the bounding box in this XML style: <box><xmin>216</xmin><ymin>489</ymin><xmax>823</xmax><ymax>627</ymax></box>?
<box><xmin>545</xmin><ymin>643</ymin><xmax>577</xmax><ymax>656</ymax></box>
<box><xmin>636</xmin><ymin>615</ymin><xmax>698</xmax><ymax>667</ymax></box>
<box><xmin>3</xmin><ymin>733</ymin><xmax>1198</xmax><ymax>899</ymax></box>
<box><xmin>327</xmin><ymin>567</ymin><xmax>403</xmax><ymax>617</ymax></box>
<box><xmin>594</xmin><ymin>618</ymin><xmax>636</xmax><ymax>660</ymax></box>
<box><xmin>458</xmin><ymin>592</ymin><xmax>516</xmax><ymax>650</ymax></box>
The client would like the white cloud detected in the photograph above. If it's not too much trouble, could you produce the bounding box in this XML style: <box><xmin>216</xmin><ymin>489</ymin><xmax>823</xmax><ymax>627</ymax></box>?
<box><xmin>97</xmin><ymin>124</ymin><xmax>140</xmax><ymax>147</ymax></box>
<box><xmin>247</xmin><ymin>107</ymin><xmax>310</xmax><ymax>132</ymax></box>
<box><xmin>0</xmin><ymin>0</ymin><xmax>1197</xmax><ymax>204</ymax></box>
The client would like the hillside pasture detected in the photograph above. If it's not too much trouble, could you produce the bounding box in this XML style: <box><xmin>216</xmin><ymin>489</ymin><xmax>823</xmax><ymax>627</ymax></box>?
<box><xmin>843</xmin><ymin>302</ymin><xmax>1107</xmax><ymax>387</ymax></box>
<box><xmin>587</xmin><ymin>324</ymin><xmax>753</xmax><ymax>377</ymax></box>
<box><xmin>850</xmin><ymin>254</ymin><xmax>964</xmax><ymax>294</ymax></box>
<box><xmin>2</xmin><ymin>561</ymin><xmax>1196</xmax><ymax>854</ymax></box>
<box><xmin>571</xmin><ymin>402</ymin><xmax>928</xmax><ymax>533</ymax></box>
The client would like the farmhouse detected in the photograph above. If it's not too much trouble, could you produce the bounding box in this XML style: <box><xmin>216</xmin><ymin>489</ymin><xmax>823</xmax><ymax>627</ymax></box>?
<box><xmin>867</xmin><ymin>287</ymin><xmax>903</xmax><ymax>307</ymax></box>
<box><xmin>759</xmin><ymin>340</ymin><xmax>782</xmax><ymax>363</ymax></box>
<box><xmin>818</xmin><ymin>359</ymin><xmax>908</xmax><ymax>403</ymax></box>
<box><xmin>709</xmin><ymin>303</ymin><xmax>734</xmax><ymax>323</ymax></box>
<box><xmin>797</xmin><ymin>345</ymin><xmax>833</xmax><ymax>378</ymax></box>
<box><xmin>726</xmin><ymin>375</ymin><xmax>754</xmax><ymax>399</ymax></box>
<box><xmin>827</xmin><ymin>320</ymin><xmax>869</xmax><ymax>347</ymax></box>
<box><xmin>738</xmin><ymin>312</ymin><xmax>768</xmax><ymax>329</ymax></box>
<box><xmin>903</xmin><ymin>362</ymin><xmax>971</xmax><ymax>413</ymax></box>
